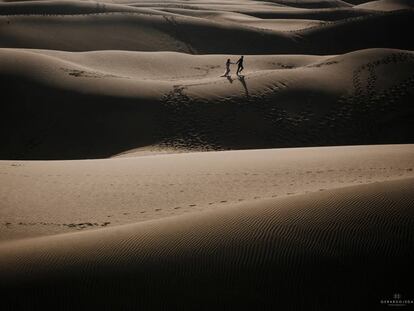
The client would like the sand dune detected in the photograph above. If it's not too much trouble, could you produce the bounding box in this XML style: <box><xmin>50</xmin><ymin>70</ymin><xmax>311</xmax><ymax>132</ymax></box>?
<box><xmin>0</xmin><ymin>0</ymin><xmax>361</xmax><ymax>20</ymax></box>
<box><xmin>1</xmin><ymin>0</ymin><xmax>413</xmax><ymax>308</ymax></box>
<box><xmin>0</xmin><ymin>177</ymin><xmax>413</xmax><ymax>309</ymax></box>
<box><xmin>0</xmin><ymin>0</ymin><xmax>403</xmax><ymax>23</ymax></box>
<box><xmin>355</xmin><ymin>0</ymin><xmax>413</xmax><ymax>11</ymax></box>
<box><xmin>346</xmin><ymin>0</ymin><xmax>372</xmax><ymax>4</ymax></box>
<box><xmin>266</xmin><ymin>0</ymin><xmax>351</xmax><ymax>8</ymax></box>
<box><xmin>1</xmin><ymin>48</ymin><xmax>413</xmax><ymax>159</ymax></box>
<box><xmin>236</xmin><ymin>7</ymin><xmax>377</xmax><ymax>20</ymax></box>
<box><xmin>152</xmin><ymin>8</ymin><xmax>329</xmax><ymax>31</ymax></box>
<box><xmin>1</xmin><ymin>144</ymin><xmax>413</xmax><ymax>241</ymax></box>
<box><xmin>0</xmin><ymin>6</ymin><xmax>413</xmax><ymax>53</ymax></box>
<box><xmin>0</xmin><ymin>0</ymin><xmax>165</xmax><ymax>15</ymax></box>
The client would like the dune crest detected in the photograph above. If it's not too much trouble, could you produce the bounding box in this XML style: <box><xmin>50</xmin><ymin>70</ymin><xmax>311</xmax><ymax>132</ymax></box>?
<box><xmin>355</xmin><ymin>0</ymin><xmax>414</xmax><ymax>11</ymax></box>
<box><xmin>1</xmin><ymin>48</ymin><xmax>413</xmax><ymax>159</ymax></box>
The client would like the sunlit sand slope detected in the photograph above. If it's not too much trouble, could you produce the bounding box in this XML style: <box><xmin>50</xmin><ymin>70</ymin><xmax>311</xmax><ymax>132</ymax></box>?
<box><xmin>1</xmin><ymin>144</ymin><xmax>413</xmax><ymax>241</ymax></box>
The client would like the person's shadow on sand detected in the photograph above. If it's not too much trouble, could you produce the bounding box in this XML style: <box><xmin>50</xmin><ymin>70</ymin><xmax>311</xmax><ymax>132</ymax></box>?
<box><xmin>226</xmin><ymin>76</ymin><xmax>234</xmax><ymax>84</ymax></box>
<box><xmin>238</xmin><ymin>75</ymin><xmax>249</xmax><ymax>97</ymax></box>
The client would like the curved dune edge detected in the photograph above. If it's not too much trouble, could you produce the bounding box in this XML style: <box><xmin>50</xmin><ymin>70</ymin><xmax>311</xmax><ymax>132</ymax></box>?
<box><xmin>1</xmin><ymin>144</ymin><xmax>413</xmax><ymax>241</ymax></box>
<box><xmin>0</xmin><ymin>177</ymin><xmax>413</xmax><ymax>309</ymax></box>
<box><xmin>1</xmin><ymin>48</ymin><xmax>414</xmax><ymax>159</ymax></box>
<box><xmin>1</xmin><ymin>9</ymin><xmax>413</xmax><ymax>54</ymax></box>
<box><xmin>355</xmin><ymin>0</ymin><xmax>413</xmax><ymax>11</ymax></box>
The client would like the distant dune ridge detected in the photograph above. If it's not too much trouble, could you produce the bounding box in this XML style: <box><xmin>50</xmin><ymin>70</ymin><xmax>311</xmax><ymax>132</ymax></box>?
<box><xmin>1</xmin><ymin>0</ymin><xmax>414</xmax><ymax>309</ymax></box>
<box><xmin>355</xmin><ymin>0</ymin><xmax>414</xmax><ymax>11</ymax></box>
<box><xmin>0</xmin><ymin>7</ymin><xmax>413</xmax><ymax>53</ymax></box>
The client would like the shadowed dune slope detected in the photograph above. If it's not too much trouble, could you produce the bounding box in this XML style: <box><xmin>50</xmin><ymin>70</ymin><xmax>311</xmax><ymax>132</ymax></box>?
<box><xmin>0</xmin><ymin>0</ymin><xmax>363</xmax><ymax>27</ymax></box>
<box><xmin>296</xmin><ymin>9</ymin><xmax>414</xmax><ymax>54</ymax></box>
<box><xmin>104</xmin><ymin>1</ymin><xmax>375</xmax><ymax>20</ymax></box>
<box><xmin>0</xmin><ymin>177</ymin><xmax>413</xmax><ymax>310</ymax></box>
<box><xmin>0</xmin><ymin>8</ymin><xmax>413</xmax><ymax>53</ymax></box>
<box><xmin>0</xmin><ymin>0</ymin><xmax>168</xmax><ymax>15</ymax></box>
<box><xmin>355</xmin><ymin>0</ymin><xmax>414</xmax><ymax>11</ymax></box>
<box><xmin>0</xmin><ymin>0</ymin><xmax>374</xmax><ymax>6</ymax></box>
<box><xmin>345</xmin><ymin>0</ymin><xmax>372</xmax><ymax>4</ymax></box>
<box><xmin>0</xmin><ymin>0</ymin><xmax>367</xmax><ymax>20</ymax></box>
<box><xmin>1</xmin><ymin>48</ymin><xmax>413</xmax><ymax>159</ymax></box>
<box><xmin>145</xmin><ymin>8</ymin><xmax>329</xmax><ymax>31</ymax></box>
<box><xmin>236</xmin><ymin>7</ymin><xmax>377</xmax><ymax>20</ymax></box>
<box><xmin>266</xmin><ymin>0</ymin><xmax>351</xmax><ymax>8</ymax></box>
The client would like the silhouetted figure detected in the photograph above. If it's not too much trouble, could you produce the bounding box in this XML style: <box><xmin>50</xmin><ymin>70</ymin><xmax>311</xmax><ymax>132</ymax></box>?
<box><xmin>222</xmin><ymin>58</ymin><xmax>234</xmax><ymax>77</ymax></box>
<box><xmin>236</xmin><ymin>56</ymin><xmax>244</xmax><ymax>75</ymax></box>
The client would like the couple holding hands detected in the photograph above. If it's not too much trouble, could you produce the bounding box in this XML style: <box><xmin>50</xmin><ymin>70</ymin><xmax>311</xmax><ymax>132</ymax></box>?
<box><xmin>222</xmin><ymin>56</ymin><xmax>244</xmax><ymax>77</ymax></box>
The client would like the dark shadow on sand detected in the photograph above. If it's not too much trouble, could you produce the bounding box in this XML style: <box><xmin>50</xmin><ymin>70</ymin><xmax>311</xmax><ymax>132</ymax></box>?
<box><xmin>238</xmin><ymin>75</ymin><xmax>249</xmax><ymax>97</ymax></box>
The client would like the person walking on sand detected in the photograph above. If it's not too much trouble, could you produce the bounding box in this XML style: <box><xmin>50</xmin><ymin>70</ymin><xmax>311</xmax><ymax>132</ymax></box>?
<box><xmin>221</xmin><ymin>58</ymin><xmax>234</xmax><ymax>77</ymax></box>
<box><xmin>236</xmin><ymin>55</ymin><xmax>244</xmax><ymax>75</ymax></box>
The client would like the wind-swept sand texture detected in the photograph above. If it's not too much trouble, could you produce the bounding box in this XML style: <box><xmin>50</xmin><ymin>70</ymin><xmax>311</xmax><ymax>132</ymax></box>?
<box><xmin>1</xmin><ymin>0</ymin><xmax>414</xmax><ymax>309</ymax></box>
<box><xmin>0</xmin><ymin>177</ymin><xmax>413</xmax><ymax>310</ymax></box>
<box><xmin>1</xmin><ymin>144</ymin><xmax>413</xmax><ymax>241</ymax></box>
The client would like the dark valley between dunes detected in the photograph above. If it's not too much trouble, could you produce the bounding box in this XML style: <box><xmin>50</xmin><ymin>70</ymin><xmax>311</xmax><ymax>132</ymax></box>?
<box><xmin>0</xmin><ymin>0</ymin><xmax>413</xmax><ymax>310</ymax></box>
